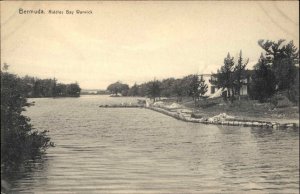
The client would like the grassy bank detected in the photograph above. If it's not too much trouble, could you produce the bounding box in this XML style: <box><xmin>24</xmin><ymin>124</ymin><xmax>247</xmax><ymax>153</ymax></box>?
<box><xmin>181</xmin><ymin>97</ymin><xmax>299</xmax><ymax>125</ymax></box>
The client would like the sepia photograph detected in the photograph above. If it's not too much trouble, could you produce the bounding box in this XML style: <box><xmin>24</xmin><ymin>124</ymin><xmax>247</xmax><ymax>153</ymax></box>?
<box><xmin>1</xmin><ymin>1</ymin><xmax>299</xmax><ymax>193</ymax></box>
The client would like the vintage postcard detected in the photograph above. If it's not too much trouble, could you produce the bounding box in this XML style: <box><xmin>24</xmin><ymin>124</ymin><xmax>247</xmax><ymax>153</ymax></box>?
<box><xmin>1</xmin><ymin>1</ymin><xmax>299</xmax><ymax>193</ymax></box>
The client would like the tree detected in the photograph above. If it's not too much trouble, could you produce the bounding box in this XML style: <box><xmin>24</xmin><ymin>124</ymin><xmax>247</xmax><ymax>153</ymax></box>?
<box><xmin>128</xmin><ymin>83</ymin><xmax>139</xmax><ymax>96</ymax></box>
<box><xmin>146</xmin><ymin>79</ymin><xmax>161</xmax><ymax>102</ymax></box>
<box><xmin>198</xmin><ymin>75</ymin><xmax>208</xmax><ymax>99</ymax></box>
<box><xmin>21</xmin><ymin>75</ymin><xmax>36</xmax><ymax>97</ymax></box>
<box><xmin>1</xmin><ymin>68</ymin><xmax>53</xmax><ymax>168</ymax></box>
<box><xmin>55</xmin><ymin>83</ymin><xmax>67</xmax><ymax>96</ymax></box>
<box><xmin>21</xmin><ymin>76</ymin><xmax>80</xmax><ymax>98</ymax></box>
<box><xmin>172</xmin><ymin>79</ymin><xmax>186</xmax><ymax>102</ymax></box>
<box><xmin>138</xmin><ymin>83</ymin><xmax>148</xmax><ymax>97</ymax></box>
<box><xmin>233</xmin><ymin>50</ymin><xmax>249</xmax><ymax>100</ymax></box>
<box><xmin>51</xmin><ymin>78</ymin><xmax>57</xmax><ymax>97</ymax></box>
<box><xmin>189</xmin><ymin>75</ymin><xmax>198</xmax><ymax>99</ymax></box>
<box><xmin>288</xmin><ymin>67</ymin><xmax>299</xmax><ymax>104</ymax></box>
<box><xmin>67</xmin><ymin>83</ymin><xmax>81</xmax><ymax>97</ymax></box>
<box><xmin>120</xmin><ymin>84</ymin><xmax>129</xmax><ymax>96</ymax></box>
<box><xmin>250</xmin><ymin>54</ymin><xmax>276</xmax><ymax>102</ymax></box>
<box><xmin>160</xmin><ymin>78</ymin><xmax>176</xmax><ymax>97</ymax></box>
<box><xmin>180</xmin><ymin>75</ymin><xmax>192</xmax><ymax>97</ymax></box>
<box><xmin>258</xmin><ymin>39</ymin><xmax>299</xmax><ymax>94</ymax></box>
<box><xmin>33</xmin><ymin>79</ymin><xmax>42</xmax><ymax>97</ymax></box>
<box><xmin>187</xmin><ymin>75</ymin><xmax>200</xmax><ymax>104</ymax></box>
<box><xmin>211</xmin><ymin>53</ymin><xmax>235</xmax><ymax>101</ymax></box>
<box><xmin>106</xmin><ymin>81</ymin><xmax>129</xmax><ymax>96</ymax></box>
<box><xmin>38</xmin><ymin>79</ymin><xmax>56</xmax><ymax>97</ymax></box>
<box><xmin>181</xmin><ymin>74</ymin><xmax>207</xmax><ymax>105</ymax></box>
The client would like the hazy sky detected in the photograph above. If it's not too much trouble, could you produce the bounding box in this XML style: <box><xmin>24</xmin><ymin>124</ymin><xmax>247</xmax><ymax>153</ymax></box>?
<box><xmin>1</xmin><ymin>1</ymin><xmax>299</xmax><ymax>89</ymax></box>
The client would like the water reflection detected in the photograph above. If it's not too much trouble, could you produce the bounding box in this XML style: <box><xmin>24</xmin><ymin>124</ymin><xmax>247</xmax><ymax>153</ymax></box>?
<box><xmin>251</xmin><ymin>126</ymin><xmax>299</xmax><ymax>139</ymax></box>
<box><xmin>2</xmin><ymin>154</ymin><xmax>49</xmax><ymax>193</ymax></box>
<box><xmin>250</xmin><ymin>126</ymin><xmax>274</xmax><ymax>138</ymax></box>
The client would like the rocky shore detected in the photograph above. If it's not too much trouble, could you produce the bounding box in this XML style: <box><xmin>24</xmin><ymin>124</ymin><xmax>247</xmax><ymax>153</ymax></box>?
<box><xmin>148</xmin><ymin>106</ymin><xmax>298</xmax><ymax>129</ymax></box>
<box><xmin>99</xmin><ymin>101</ymin><xmax>299</xmax><ymax>129</ymax></box>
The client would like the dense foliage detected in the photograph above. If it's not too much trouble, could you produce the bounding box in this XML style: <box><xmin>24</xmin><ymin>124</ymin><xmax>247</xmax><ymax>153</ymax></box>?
<box><xmin>106</xmin><ymin>74</ymin><xmax>208</xmax><ymax>103</ymax></box>
<box><xmin>257</xmin><ymin>39</ymin><xmax>299</xmax><ymax>103</ymax></box>
<box><xmin>234</xmin><ymin>51</ymin><xmax>249</xmax><ymax>99</ymax></box>
<box><xmin>145</xmin><ymin>80</ymin><xmax>162</xmax><ymax>102</ymax></box>
<box><xmin>211</xmin><ymin>51</ymin><xmax>249</xmax><ymax>101</ymax></box>
<box><xmin>249</xmin><ymin>54</ymin><xmax>277</xmax><ymax>102</ymax></box>
<box><xmin>107</xmin><ymin>81</ymin><xmax>129</xmax><ymax>96</ymax></box>
<box><xmin>127</xmin><ymin>83</ymin><xmax>139</xmax><ymax>96</ymax></box>
<box><xmin>183</xmin><ymin>74</ymin><xmax>208</xmax><ymax>104</ymax></box>
<box><xmin>1</xmin><ymin>70</ymin><xmax>53</xmax><ymax>168</ymax></box>
<box><xmin>198</xmin><ymin>76</ymin><xmax>208</xmax><ymax>98</ymax></box>
<box><xmin>21</xmin><ymin>75</ymin><xmax>81</xmax><ymax>98</ymax></box>
<box><xmin>211</xmin><ymin>53</ymin><xmax>235</xmax><ymax>99</ymax></box>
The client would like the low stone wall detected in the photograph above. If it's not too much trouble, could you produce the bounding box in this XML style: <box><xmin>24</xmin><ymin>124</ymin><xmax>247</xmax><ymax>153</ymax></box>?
<box><xmin>99</xmin><ymin>105</ymin><xmax>144</xmax><ymax>108</ymax></box>
<box><xmin>147</xmin><ymin>106</ymin><xmax>299</xmax><ymax>129</ymax></box>
<box><xmin>99</xmin><ymin>104</ymin><xmax>299</xmax><ymax>129</ymax></box>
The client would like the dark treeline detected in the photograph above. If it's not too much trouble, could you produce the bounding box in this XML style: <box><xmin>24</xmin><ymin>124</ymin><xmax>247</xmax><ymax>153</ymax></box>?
<box><xmin>21</xmin><ymin>75</ymin><xmax>81</xmax><ymax>98</ymax></box>
<box><xmin>210</xmin><ymin>39</ymin><xmax>299</xmax><ymax>103</ymax></box>
<box><xmin>107</xmin><ymin>75</ymin><xmax>208</xmax><ymax>104</ymax></box>
<box><xmin>106</xmin><ymin>39</ymin><xmax>299</xmax><ymax>104</ymax></box>
<box><xmin>250</xmin><ymin>40</ymin><xmax>299</xmax><ymax>103</ymax></box>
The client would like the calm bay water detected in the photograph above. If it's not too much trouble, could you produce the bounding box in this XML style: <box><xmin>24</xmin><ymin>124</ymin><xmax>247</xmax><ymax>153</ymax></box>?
<box><xmin>4</xmin><ymin>95</ymin><xmax>299</xmax><ymax>193</ymax></box>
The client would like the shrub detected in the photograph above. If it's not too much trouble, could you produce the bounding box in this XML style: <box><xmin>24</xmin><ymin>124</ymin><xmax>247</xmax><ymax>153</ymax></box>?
<box><xmin>1</xmin><ymin>71</ymin><xmax>53</xmax><ymax>169</ymax></box>
<box><xmin>270</xmin><ymin>93</ymin><xmax>293</xmax><ymax>108</ymax></box>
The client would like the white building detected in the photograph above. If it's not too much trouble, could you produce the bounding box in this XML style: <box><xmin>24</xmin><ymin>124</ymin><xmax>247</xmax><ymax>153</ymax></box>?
<box><xmin>198</xmin><ymin>74</ymin><xmax>216</xmax><ymax>97</ymax></box>
<box><xmin>198</xmin><ymin>74</ymin><xmax>249</xmax><ymax>98</ymax></box>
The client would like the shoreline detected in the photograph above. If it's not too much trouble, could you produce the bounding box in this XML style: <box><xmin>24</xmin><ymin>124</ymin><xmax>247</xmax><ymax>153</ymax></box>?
<box><xmin>147</xmin><ymin>106</ymin><xmax>298</xmax><ymax>129</ymax></box>
<box><xmin>99</xmin><ymin>103</ymin><xmax>299</xmax><ymax>129</ymax></box>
